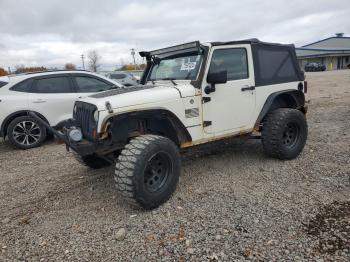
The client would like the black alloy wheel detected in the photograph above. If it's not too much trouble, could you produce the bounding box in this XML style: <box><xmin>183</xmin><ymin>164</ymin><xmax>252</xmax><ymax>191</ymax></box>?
<box><xmin>282</xmin><ymin>122</ymin><xmax>300</xmax><ymax>148</ymax></box>
<box><xmin>143</xmin><ymin>152</ymin><xmax>172</xmax><ymax>193</ymax></box>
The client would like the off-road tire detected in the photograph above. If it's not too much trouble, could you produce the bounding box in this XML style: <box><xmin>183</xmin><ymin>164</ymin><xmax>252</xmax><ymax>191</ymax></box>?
<box><xmin>262</xmin><ymin>108</ymin><xmax>307</xmax><ymax>160</ymax></box>
<box><xmin>7</xmin><ymin>116</ymin><xmax>47</xmax><ymax>149</ymax></box>
<box><xmin>74</xmin><ymin>153</ymin><xmax>111</xmax><ymax>169</ymax></box>
<box><xmin>114</xmin><ymin>134</ymin><xmax>181</xmax><ymax>209</ymax></box>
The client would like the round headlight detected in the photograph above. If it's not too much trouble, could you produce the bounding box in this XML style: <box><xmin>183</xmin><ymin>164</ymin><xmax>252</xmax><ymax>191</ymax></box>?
<box><xmin>93</xmin><ymin>110</ymin><xmax>99</xmax><ymax>122</ymax></box>
<box><xmin>68</xmin><ymin>128</ymin><xmax>82</xmax><ymax>142</ymax></box>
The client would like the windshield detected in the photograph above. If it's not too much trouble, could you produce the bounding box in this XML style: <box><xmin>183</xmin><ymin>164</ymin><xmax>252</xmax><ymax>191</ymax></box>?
<box><xmin>149</xmin><ymin>52</ymin><xmax>202</xmax><ymax>81</ymax></box>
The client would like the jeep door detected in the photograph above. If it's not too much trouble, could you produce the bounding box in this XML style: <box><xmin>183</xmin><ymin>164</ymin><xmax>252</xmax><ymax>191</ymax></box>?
<box><xmin>202</xmin><ymin>44</ymin><xmax>256</xmax><ymax>135</ymax></box>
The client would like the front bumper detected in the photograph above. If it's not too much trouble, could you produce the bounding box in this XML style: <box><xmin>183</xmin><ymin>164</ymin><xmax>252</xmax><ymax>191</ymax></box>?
<box><xmin>29</xmin><ymin>112</ymin><xmax>97</xmax><ymax>156</ymax></box>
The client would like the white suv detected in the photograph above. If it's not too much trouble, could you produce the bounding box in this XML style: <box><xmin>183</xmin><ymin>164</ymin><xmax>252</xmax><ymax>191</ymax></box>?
<box><xmin>104</xmin><ymin>71</ymin><xmax>139</xmax><ymax>86</ymax></box>
<box><xmin>0</xmin><ymin>70</ymin><xmax>121</xmax><ymax>149</ymax></box>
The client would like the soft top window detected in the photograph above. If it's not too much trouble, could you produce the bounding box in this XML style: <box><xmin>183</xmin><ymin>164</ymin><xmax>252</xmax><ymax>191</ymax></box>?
<box><xmin>252</xmin><ymin>44</ymin><xmax>304</xmax><ymax>86</ymax></box>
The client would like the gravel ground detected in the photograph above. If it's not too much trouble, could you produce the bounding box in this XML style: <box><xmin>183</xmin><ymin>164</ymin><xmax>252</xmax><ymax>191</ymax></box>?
<box><xmin>1</xmin><ymin>70</ymin><xmax>349</xmax><ymax>261</ymax></box>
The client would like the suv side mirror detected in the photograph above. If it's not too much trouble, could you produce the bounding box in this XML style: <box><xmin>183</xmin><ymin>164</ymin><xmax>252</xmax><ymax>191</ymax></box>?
<box><xmin>205</xmin><ymin>70</ymin><xmax>227</xmax><ymax>95</ymax></box>
<box><xmin>207</xmin><ymin>70</ymin><xmax>227</xmax><ymax>84</ymax></box>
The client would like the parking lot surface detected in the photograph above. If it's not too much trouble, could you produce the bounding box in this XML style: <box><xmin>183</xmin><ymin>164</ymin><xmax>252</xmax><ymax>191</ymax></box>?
<box><xmin>1</xmin><ymin>70</ymin><xmax>349</xmax><ymax>261</ymax></box>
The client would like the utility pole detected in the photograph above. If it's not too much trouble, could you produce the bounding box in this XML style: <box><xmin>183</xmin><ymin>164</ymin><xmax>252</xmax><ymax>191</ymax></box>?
<box><xmin>131</xmin><ymin>48</ymin><xmax>136</xmax><ymax>70</ymax></box>
<box><xmin>81</xmin><ymin>54</ymin><xmax>85</xmax><ymax>70</ymax></box>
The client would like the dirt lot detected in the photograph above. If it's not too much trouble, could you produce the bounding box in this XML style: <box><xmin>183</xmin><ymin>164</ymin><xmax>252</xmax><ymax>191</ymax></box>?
<box><xmin>1</xmin><ymin>70</ymin><xmax>349</xmax><ymax>261</ymax></box>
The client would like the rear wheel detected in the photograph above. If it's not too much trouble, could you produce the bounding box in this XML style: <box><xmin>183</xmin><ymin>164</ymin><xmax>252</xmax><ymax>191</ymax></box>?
<box><xmin>7</xmin><ymin>116</ymin><xmax>47</xmax><ymax>149</ymax></box>
<box><xmin>114</xmin><ymin>135</ymin><xmax>181</xmax><ymax>209</ymax></box>
<box><xmin>261</xmin><ymin>108</ymin><xmax>307</xmax><ymax>160</ymax></box>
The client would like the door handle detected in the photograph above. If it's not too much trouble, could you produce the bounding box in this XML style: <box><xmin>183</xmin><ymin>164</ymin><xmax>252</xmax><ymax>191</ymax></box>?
<box><xmin>33</xmin><ymin>99</ymin><xmax>46</xmax><ymax>103</ymax></box>
<box><xmin>241</xmin><ymin>86</ymin><xmax>255</xmax><ymax>91</ymax></box>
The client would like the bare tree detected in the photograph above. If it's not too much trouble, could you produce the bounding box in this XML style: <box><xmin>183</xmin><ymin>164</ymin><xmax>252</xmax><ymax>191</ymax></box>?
<box><xmin>87</xmin><ymin>50</ymin><xmax>101</xmax><ymax>72</ymax></box>
<box><xmin>64</xmin><ymin>63</ymin><xmax>76</xmax><ymax>70</ymax></box>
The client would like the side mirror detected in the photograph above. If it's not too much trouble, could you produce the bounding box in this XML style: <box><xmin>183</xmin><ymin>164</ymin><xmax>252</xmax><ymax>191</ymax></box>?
<box><xmin>205</xmin><ymin>70</ymin><xmax>227</xmax><ymax>95</ymax></box>
<box><xmin>207</xmin><ymin>70</ymin><xmax>227</xmax><ymax>84</ymax></box>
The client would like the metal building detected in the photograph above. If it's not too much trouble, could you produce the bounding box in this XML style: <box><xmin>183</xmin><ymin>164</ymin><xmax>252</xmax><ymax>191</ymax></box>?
<box><xmin>296</xmin><ymin>33</ymin><xmax>350</xmax><ymax>70</ymax></box>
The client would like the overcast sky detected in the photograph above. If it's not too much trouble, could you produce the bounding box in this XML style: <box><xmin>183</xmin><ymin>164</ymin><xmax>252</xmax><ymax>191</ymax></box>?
<box><xmin>0</xmin><ymin>0</ymin><xmax>349</xmax><ymax>70</ymax></box>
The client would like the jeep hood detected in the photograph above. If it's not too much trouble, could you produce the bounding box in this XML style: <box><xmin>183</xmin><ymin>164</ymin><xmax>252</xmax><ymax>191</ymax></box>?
<box><xmin>79</xmin><ymin>83</ymin><xmax>195</xmax><ymax>110</ymax></box>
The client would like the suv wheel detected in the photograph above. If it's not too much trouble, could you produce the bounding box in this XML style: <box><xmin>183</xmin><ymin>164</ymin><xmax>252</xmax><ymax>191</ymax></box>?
<box><xmin>261</xmin><ymin>108</ymin><xmax>307</xmax><ymax>160</ymax></box>
<box><xmin>74</xmin><ymin>153</ymin><xmax>111</xmax><ymax>169</ymax></box>
<box><xmin>114</xmin><ymin>135</ymin><xmax>181</xmax><ymax>209</ymax></box>
<box><xmin>7</xmin><ymin>116</ymin><xmax>47</xmax><ymax>149</ymax></box>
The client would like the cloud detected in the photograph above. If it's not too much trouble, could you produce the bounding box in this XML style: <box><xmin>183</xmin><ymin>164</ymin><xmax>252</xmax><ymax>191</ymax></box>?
<box><xmin>0</xmin><ymin>0</ymin><xmax>349</xmax><ymax>70</ymax></box>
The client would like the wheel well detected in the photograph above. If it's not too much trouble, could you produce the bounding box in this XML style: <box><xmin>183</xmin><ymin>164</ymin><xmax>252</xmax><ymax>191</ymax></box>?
<box><xmin>104</xmin><ymin>110</ymin><xmax>192</xmax><ymax>147</ymax></box>
<box><xmin>255</xmin><ymin>90</ymin><xmax>305</xmax><ymax>129</ymax></box>
<box><xmin>1</xmin><ymin>111</ymin><xmax>49</xmax><ymax>137</ymax></box>
<box><xmin>268</xmin><ymin>93</ymin><xmax>298</xmax><ymax>112</ymax></box>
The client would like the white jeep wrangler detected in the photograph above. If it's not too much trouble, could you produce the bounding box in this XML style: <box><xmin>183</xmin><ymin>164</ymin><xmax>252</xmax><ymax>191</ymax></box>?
<box><xmin>33</xmin><ymin>39</ymin><xmax>308</xmax><ymax>209</ymax></box>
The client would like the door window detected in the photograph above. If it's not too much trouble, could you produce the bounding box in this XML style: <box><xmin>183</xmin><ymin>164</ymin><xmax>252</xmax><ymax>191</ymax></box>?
<box><xmin>209</xmin><ymin>48</ymin><xmax>248</xmax><ymax>81</ymax></box>
<box><xmin>74</xmin><ymin>76</ymin><xmax>112</xmax><ymax>92</ymax></box>
<box><xmin>31</xmin><ymin>77</ymin><xmax>72</xmax><ymax>93</ymax></box>
<box><xmin>9</xmin><ymin>79</ymin><xmax>31</xmax><ymax>92</ymax></box>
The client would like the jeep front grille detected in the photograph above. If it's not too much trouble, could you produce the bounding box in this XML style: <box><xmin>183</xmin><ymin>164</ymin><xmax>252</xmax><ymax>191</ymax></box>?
<box><xmin>73</xmin><ymin>101</ymin><xmax>97</xmax><ymax>140</ymax></box>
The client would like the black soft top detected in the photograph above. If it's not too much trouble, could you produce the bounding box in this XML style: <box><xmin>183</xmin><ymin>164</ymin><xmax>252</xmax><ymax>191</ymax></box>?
<box><xmin>211</xmin><ymin>38</ymin><xmax>289</xmax><ymax>46</ymax></box>
<box><xmin>211</xmin><ymin>39</ymin><xmax>304</xmax><ymax>86</ymax></box>
<box><xmin>140</xmin><ymin>39</ymin><xmax>304</xmax><ymax>87</ymax></box>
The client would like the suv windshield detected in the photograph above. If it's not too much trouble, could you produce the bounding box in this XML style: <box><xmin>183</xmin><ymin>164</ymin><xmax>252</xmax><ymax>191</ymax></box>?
<box><xmin>149</xmin><ymin>52</ymin><xmax>202</xmax><ymax>81</ymax></box>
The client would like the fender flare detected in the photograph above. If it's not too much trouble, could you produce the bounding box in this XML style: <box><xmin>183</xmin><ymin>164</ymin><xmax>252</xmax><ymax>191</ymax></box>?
<box><xmin>254</xmin><ymin>89</ymin><xmax>305</xmax><ymax>128</ymax></box>
<box><xmin>103</xmin><ymin>109</ymin><xmax>192</xmax><ymax>146</ymax></box>
<box><xmin>0</xmin><ymin>110</ymin><xmax>49</xmax><ymax>137</ymax></box>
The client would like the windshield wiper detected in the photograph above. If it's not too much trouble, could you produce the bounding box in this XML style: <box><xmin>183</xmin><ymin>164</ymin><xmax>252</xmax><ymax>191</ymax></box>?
<box><xmin>160</xmin><ymin>78</ymin><xmax>177</xmax><ymax>86</ymax></box>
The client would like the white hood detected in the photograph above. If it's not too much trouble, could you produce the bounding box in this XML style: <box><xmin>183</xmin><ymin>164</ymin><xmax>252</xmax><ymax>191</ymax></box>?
<box><xmin>79</xmin><ymin>83</ymin><xmax>196</xmax><ymax>110</ymax></box>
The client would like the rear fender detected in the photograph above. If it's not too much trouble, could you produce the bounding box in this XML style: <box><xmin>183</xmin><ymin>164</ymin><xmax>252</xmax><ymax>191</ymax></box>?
<box><xmin>254</xmin><ymin>89</ymin><xmax>305</xmax><ymax>129</ymax></box>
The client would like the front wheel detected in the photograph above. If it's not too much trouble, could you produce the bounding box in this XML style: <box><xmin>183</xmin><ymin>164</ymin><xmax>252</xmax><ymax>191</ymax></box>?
<box><xmin>114</xmin><ymin>135</ymin><xmax>181</xmax><ymax>209</ymax></box>
<box><xmin>261</xmin><ymin>108</ymin><xmax>308</xmax><ymax>160</ymax></box>
<box><xmin>7</xmin><ymin>116</ymin><xmax>47</xmax><ymax>149</ymax></box>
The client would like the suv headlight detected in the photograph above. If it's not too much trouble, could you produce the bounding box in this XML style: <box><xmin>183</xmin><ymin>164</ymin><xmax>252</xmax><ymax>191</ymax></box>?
<box><xmin>93</xmin><ymin>110</ymin><xmax>99</xmax><ymax>122</ymax></box>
